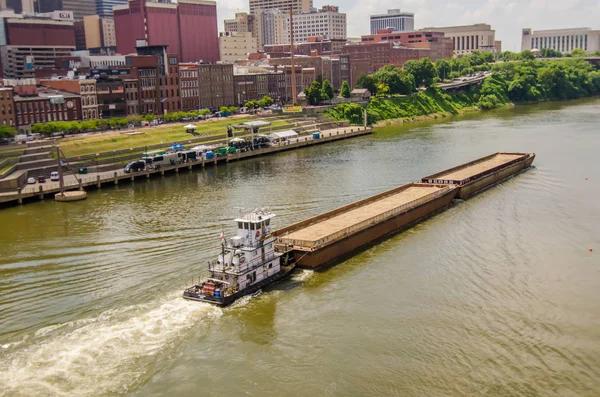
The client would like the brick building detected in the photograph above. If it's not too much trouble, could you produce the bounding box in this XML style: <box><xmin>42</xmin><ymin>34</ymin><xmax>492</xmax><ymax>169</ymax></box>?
<box><xmin>263</xmin><ymin>37</ymin><xmax>347</xmax><ymax>57</ymax></box>
<box><xmin>114</xmin><ymin>0</ymin><xmax>219</xmax><ymax>63</ymax></box>
<box><xmin>39</xmin><ymin>78</ymin><xmax>98</xmax><ymax>120</ymax></box>
<box><xmin>0</xmin><ymin>10</ymin><xmax>76</xmax><ymax>78</ymax></box>
<box><xmin>179</xmin><ymin>63</ymin><xmax>199</xmax><ymax>111</ymax></box>
<box><xmin>0</xmin><ymin>86</ymin><xmax>16</xmax><ymax>128</ymax></box>
<box><xmin>13</xmin><ymin>85</ymin><xmax>82</xmax><ymax>133</ymax></box>
<box><xmin>198</xmin><ymin>63</ymin><xmax>234</xmax><ymax>109</ymax></box>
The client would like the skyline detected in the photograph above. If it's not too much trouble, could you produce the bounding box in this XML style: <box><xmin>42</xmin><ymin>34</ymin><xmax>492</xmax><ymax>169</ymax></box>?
<box><xmin>216</xmin><ymin>0</ymin><xmax>600</xmax><ymax>52</ymax></box>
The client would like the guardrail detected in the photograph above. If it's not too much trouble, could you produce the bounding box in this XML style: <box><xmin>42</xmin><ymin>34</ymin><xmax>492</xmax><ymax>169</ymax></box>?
<box><xmin>279</xmin><ymin>186</ymin><xmax>453</xmax><ymax>250</ymax></box>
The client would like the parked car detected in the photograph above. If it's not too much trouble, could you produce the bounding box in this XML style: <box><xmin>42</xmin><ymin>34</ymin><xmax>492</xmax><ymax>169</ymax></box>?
<box><xmin>124</xmin><ymin>161</ymin><xmax>146</xmax><ymax>173</ymax></box>
<box><xmin>50</xmin><ymin>171</ymin><xmax>60</xmax><ymax>181</ymax></box>
<box><xmin>0</xmin><ymin>138</ymin><xmax>9</xmax><ymax>145</ymax></box>
<box><xmin>27</xmin><ymin>177</ymin><xmax>36</xmax><ymax>184</ymax></box>
<box><xmin>37</xmin><ymin>176</ymin><xmax>46</xmax><ymax>183</ymax></box>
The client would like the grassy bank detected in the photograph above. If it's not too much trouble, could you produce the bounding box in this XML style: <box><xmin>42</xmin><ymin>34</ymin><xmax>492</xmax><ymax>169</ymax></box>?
<box><xmin>57</xmin><ymin>118</ymin><xmax>291</xmax><ymax>158</ymax></box>
<box><xmin>326</xmin><ymin>57</ymin><xmax>600</xmax><ymax>126</ymax></box>
<box><xmin>325</xmin><ymin>74</ymin><xmax>512</xmax><ymax>126</ymax></box>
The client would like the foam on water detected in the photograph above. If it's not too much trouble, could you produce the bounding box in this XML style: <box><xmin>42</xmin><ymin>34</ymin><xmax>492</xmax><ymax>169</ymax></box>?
<box><xmin>0</xmin><ymin>294</ymin><xmax>222</xmax><ymax>397</ymax></box>
<box><xmin>291</xmin><ymin>269</ymin><xmax>314</xmax><ymax>283</ymax></box>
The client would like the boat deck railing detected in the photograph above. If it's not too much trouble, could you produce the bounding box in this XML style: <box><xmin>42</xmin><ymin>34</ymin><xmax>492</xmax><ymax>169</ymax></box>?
<box><xmin>278</xmin><ymin>186</ymin><xmax>455</xmax><ymax>251</ymax></box>
<box><xmin>209</xmin><ymin>252</ymin><xmax>278</xmax><ymax>275</ymax></box>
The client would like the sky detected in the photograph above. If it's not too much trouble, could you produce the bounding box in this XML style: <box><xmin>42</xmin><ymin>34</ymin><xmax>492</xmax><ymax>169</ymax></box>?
<box><xmin>215</xmin><ymin>0</ymin><xmax>600</xmax><ymax>52</ymax></box>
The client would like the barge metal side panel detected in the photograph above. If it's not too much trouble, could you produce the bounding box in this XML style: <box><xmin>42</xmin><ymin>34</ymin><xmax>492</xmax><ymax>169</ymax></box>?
<box><xmin>456</xmin><ymin>154</ymin><xmax>535</xmax><ymax>199</ymax></box>
<box><xmin>293</xmin><ymin>187</ymin><xmax>458</xmax><ymax>269</ymax></box>
<box><xmin>422</xmin><ymin>153</ymin><xmax>535</xmax><ymax>199</ymax></box>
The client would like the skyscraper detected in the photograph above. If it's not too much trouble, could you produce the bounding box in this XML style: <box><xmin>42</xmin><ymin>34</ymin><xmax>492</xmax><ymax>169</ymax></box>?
<box><xmin>96</xmin><ymin>0</ymin><xmax>127</xmax><ymax>18</ymax></box>
<box><xmin>0</xmin><ymin>0</ymin><xmax>34</xmax><ymax>13</ymax></box>
<box><xmin>249</xmin><ymin>0</ymin><xmax>312</xmax><ymax>15</ymax></box>
<box><xmin>370</xmin><ymin>9</ymin><xmax>414</xmax><ymax>35</ymax></box>
<box><xmin>35</xmin><ymin>0</ymin><xmax>95</xmax><ymax>20</ymax></box>
<box><xmin>114</xmin><ymin>0</ymin><xmax>219</xmax><ymax>63</ymax></box>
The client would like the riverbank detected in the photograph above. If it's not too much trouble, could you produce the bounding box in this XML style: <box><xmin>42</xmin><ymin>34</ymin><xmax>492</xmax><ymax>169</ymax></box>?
<box><xmin>327</xmin><ymin>58</ymin><xmax>600</xmax><ymax>127</ymax></box>
<box><xmin>326</xmin><ymin>75</ymin><xmax>511</xmax><ymax>126</ymax></box>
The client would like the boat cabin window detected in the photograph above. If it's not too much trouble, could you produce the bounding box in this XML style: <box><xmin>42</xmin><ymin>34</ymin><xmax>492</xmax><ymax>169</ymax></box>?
<box><xmin>154</xmin><ymin>156</ymin><xmax>163</xmax><ymax>161</ymax></box>
<box><xmin>244</xmin><ymin>222</ymin><xmax>249</xmax><ymax>230</ymax></box>
<box><xmin>250</xmin><ymin>223</ymin><xmax>255</xmax><ymax>230</ymax></box>
<box><xmin>265</xmin><ymin>219</ymin><xmax>271</xmax><ymax>226</ymax></box>
<box><xmin>238</xmin><ymin>222</ymin><xmax>243</xmax><ymax>229</ymax></box>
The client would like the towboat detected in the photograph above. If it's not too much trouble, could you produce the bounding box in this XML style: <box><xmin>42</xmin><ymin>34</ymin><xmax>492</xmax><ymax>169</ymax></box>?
<box><xmin>183</xmin><ymin>210</ymin><xmax>295</xmax><ymax>306</ymax></box>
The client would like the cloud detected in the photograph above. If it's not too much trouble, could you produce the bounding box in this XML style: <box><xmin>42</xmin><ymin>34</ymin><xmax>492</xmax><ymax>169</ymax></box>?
<box><xmin>215</xmin><ymin>0</ymin><xmax>600</xmax><ymax>51</ymax></box>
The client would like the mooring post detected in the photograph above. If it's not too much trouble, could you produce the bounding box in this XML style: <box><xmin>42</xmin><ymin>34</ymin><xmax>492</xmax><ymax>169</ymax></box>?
<box><xmin>113</xmin><ymin>172</ymin><xmax>118</xmax><ymax>185</ymax></box>
<box><xmin>96</xmin><ymin>174</ymin><xmax>101</xmax><ymax>188</ymax></box>
<box><xmin>38</xmin><ymin>185</ymin><xmax>44</xmax><ymax>200</ymax></box>
<box><xmin>17</xmin><ymin>187</ymin><xmax>22</xmax><ymax>204</ymax></box>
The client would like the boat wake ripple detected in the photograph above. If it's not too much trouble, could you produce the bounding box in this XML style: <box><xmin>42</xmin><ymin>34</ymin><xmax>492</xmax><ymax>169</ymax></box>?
<box><xmin>0</xmin><ymin>294</ymin><xmax>222</xmax><ymax>397</ymax></box>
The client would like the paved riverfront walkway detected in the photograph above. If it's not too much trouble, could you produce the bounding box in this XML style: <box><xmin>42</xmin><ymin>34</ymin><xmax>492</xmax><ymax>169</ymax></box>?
<box><xmin>0</xmin><ymin>126</ymin><xmax>371</xmax><ymax>205</ymax></box>
<box><xmin>285</xmin><ymin>185</ymin><xmax>443</xmax><ymax>244</ymax></box>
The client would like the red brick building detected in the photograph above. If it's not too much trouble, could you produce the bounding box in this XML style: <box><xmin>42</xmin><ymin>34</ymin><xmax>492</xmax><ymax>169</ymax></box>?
<box><xmin>180</xmin><ymin>63</ymin><xmax>199</xmax><ymax>111</ymax></box>
<box><xmin>0</xmin><ymin>87</ymin><xmax>16</xmax><ymax>128</ymax></box>
<box><xmin>13</xmin><ymin>86</ymin><xmax>82</xmax><ymax>133</ymax></box>
<box><xmin>264</xmin><ymin>37</ymin><xmax>347</xmax><ymax>57</ymax></box>
<box><xmin>361</xmin><ymin>29</ymin><xmax>446</xmax><ymax>44</ymax></box>
<box><xmin>114</xmin><ymin>0</ymin><xmax>219</xmax><ymax>63</ymax></box>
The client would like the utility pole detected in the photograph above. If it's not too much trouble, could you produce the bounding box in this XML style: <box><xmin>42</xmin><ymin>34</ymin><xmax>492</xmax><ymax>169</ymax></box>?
<box><xmin>289</xmin><ymin>7</ymin><xmax>297</xmax><ymax>105</ymax></box>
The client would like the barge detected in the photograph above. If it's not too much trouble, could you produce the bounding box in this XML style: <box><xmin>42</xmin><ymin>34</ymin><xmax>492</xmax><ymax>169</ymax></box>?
<box><xmin>275</xmin><ymin>152</ymin><xmax>536</xmax><ymax>270</ymax></box>
<box><xmin>421</xmin><ymin>152</ymin><xmax>536</xmax><ymax>199</ymax></box>
<box><xmin>275</xmin><ymin>183</ymin><xmax>458</xmax><ymax>269</ymax></box>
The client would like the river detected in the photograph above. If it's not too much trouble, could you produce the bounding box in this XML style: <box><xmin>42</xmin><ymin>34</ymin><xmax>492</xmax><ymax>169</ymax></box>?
<box><xmin>0</xmin><ymin>98</ymin><xmax>599</xmax><ymax>396</ymax></box>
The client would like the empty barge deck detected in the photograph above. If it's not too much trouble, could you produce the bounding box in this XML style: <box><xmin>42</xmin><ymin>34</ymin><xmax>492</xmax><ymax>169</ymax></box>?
<box><xmin>276</xmin><ymin>183</ymin><xmax>458</xmax><ymax>269</ymax></box>
<box><xmin>422</xmin><ymin>152</ymin><xmax>536</xmax><ymax>199</ymax></box>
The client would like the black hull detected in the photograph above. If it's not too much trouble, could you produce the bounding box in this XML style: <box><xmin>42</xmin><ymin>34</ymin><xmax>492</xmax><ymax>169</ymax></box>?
<box><xmin>183</xmin><ymin>264</ymin><xmax>296</xmax><ymax>306</ymax></box>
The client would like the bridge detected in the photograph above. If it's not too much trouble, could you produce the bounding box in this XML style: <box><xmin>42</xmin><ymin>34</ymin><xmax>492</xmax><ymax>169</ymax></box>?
<box><xmin>437</xmin><ymin>71</ymin><xmax>493</xmax><ymax>91</ymax></box>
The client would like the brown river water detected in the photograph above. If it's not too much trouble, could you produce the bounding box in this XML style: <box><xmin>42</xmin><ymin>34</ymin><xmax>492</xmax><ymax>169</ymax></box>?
<box><xmin>0</xmin><ymin>98</ymin><xmax>599</xmax><ymax>396</ymax></box>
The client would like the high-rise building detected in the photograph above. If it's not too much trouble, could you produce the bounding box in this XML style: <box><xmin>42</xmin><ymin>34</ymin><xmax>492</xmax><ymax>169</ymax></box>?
<box><xmin>420</xmin><ymin>24</ymin><xmax>498</xmax><ymax>55</ymax></box>
<box><xmin>0</xmin><ymin>0</ymin><xmax>34</xmax><ymax>13</ymax></box>
<box><xmin>292</xmin><ymin>5</ymin><xmax>346</xmax><ymax>43</ymax></box>
<box><xmin>255</xmin><ymin>8</ymin><xmax>288</xmax><ymax>49</ymax></box>
<box><xmin>35</xmin><ymin>0</ymin><xmax>95</xmax><ymax>20</ymax></box>
<box><xmin>219</xmin><ymin>31</ymin><xmax>258</xmax><ymax>62</ymax></box>
<box><xmin>96</xmin><ymin>0</ymin><xmax>127</xmax><ymax>18</ymax></box>
<box><xmin>0</xmin><ymin>10</ymin><xmax>76</xmax><ymax>78</ymax></box>
<box><xmin>521</xmin><ymin>27</ymin><xmax>600</xmax><ymax>54</ymax></box>
<box><xmin>114</xmin><ymin>0</ymin><xmax>219</xmax><ymax>63</ymax></box>
<box><xmin>370</xmin><ymin>9</ymin><xmax>414</xmax><ymax>35</ymax></box>
<box><xmin>249</xmin><ymin>0</ymin><xmax>312</xmax><ymax>15</ymax></box>
<box><xmin>83</xmin><ymin>15</ymin><xmax>116</xmax><ymax>49</ymax></box>
<box><xmin>224</xmin><ymin>12</ymin><xmax>255</xmax><ymax>35</ymax></box>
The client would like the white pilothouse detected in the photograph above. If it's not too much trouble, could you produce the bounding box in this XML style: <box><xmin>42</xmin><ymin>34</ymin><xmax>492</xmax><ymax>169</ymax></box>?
<box><xmin>183</xmin><ymin>209</ymin><xmax>295</xmax><ymax>306</ymax></box>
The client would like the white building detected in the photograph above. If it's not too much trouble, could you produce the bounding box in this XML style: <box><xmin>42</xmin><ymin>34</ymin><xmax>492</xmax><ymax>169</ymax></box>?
<box><xmin>420</xmin><ymin>24</ymin><xmax>499</xmax><ymax>55</ymax></box>
<box><xmin>522</xmin><ymin>27</ymin><xmax>600</xmax><ymax>54</ymax></box>
<box><xmin>292</xmin><ymin>5</ymin><xmax>346</xmax><ymax>43</ymax></box>
<box><xmin>370</xmin><ymin>9</ymin><xmax>414</xmax><ymax>35</ymax></box>
<box><xmin>219</xmin><ymin>31</ymin><xmax>258</xmax><ymax>62</ymax></box>
<box><xmin>249</xmin><ymin>0</ymin><xmax>312</xmax><ymax>15</ymax></box>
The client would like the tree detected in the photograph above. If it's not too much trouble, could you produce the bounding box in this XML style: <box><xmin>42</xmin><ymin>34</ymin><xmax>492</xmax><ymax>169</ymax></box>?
<box><xmin>520</xmin><ymin>50</ymin><xmax>536</xmax><ymax>60</ymax></box>
<box><xmin>435</xmin><ymin>59</ymin><xmax>452</xmax><ymax>80</ymax></box>
<box><xmin>322</xmin><ymin>79</ymin><xmax>334</xmax><ymax>100</ymax></box>
<box><xmin>258</xmin><ymin>96</ymin><xmax>274</xmax><ymax>108</ymax></box>
<box><xmin>372</xmin><ymin>65</ymin><xmax>415</xmax><ymax>95</ymax></box>
<box><xmin>571</xmin><ymin>48</ymin><xmax>587</xmax><ymax>58</ymax></box>
<box><xmin>355</xmin><ymin>73</ymin><xmax>378</xmax><ymax>95</ymax></box>
<box><xmin>304</xmin><ymin>80</ymin><xmax>326</xmax><ymax>105</ymax></box>
<box><xmin>245</xmin><ymin>100</ymin><xmax>258</xmax><ymax>109</ymax></box>
<box><xmin>403</xmin><ymin>58</ymin><xmax>437</xmax><ymax>87</ymax></box>
<box><xmin>141</xmin><ymin>114</ymin><xmax>155</xmax><ymax>122</ymax></box>
<box><xmin>0</xmin><ymin>125</ymin><xmax>17</xmax><ymax>139</ymax></box>
<box><xmin>340</xmin><ymin>80</ymin><xmax>351</xmax><ymax>98</ymax></box>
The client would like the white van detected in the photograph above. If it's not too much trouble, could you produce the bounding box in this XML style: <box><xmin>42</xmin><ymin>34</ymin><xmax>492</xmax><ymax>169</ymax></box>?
<box><xmin>50</xmin><ymin>171</ymin><xmax>60</xmax><ymax>181</ymax></box>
